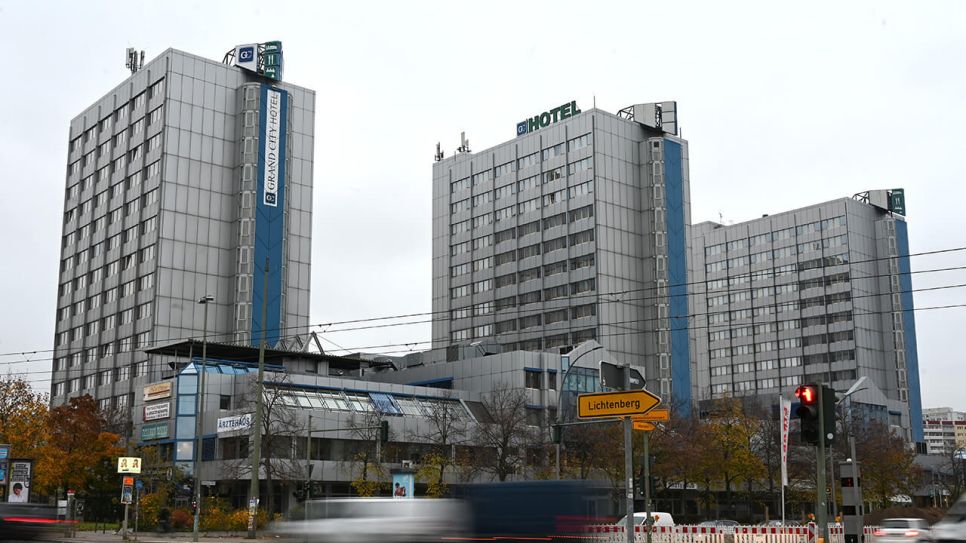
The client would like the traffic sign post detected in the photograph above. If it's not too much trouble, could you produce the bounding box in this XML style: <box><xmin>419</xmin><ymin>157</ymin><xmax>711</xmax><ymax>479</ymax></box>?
<box><xmin>631</xmin><ymin>408</ymin><xmax>670</xmax><ymax>422</ymax></box>
<box><xmin>633</xmin><ymin>421</ymin><xmax>656</xmax><ymax>432</ymax></box>
<box><xmin>578</xmin><ymin>389</ymin><xmax>661</xmax><ymax>419</ymax></box>
<box><xmin>600</xmin><ymin>361</ymin><xmax>645</xmax><ymax>390</ymax></box>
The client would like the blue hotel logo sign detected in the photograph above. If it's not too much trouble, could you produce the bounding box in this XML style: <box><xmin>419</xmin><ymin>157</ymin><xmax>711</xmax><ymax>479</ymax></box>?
<box><xmin>238</xmin><ymin>46</ymin><xmax>255</xmax><ymax>62</ymax></box>
<box><xmin>517</xmin><ymin>101</ymin><xmax>581</xmax><ymax>136</ymax></box>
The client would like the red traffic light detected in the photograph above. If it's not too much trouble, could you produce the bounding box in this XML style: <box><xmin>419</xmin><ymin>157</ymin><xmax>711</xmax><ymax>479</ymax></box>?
<box><xmin>795</xmin><ymin>385</ymin><xmax>817</xmax><ymax>405</ymax></box>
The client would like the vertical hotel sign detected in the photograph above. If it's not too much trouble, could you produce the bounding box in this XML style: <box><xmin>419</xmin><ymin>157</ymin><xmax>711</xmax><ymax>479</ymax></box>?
<box><xmin>252</xmin><ymin>84</ymin><xmax>288</xmax><ymax>347</ymax></box>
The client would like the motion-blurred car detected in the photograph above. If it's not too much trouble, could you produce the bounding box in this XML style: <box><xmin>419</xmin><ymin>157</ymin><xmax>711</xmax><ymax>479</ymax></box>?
<box><xmin>0</xmin><ymin>503</ymin><xmax>62</xmax><ymax>541</ymax></box>
<box><xmin>271</xmin><ymin>498</ymin><xmax>469</xmax><ymax>543</ymax></box>
<box><xmin>932</xmin><ymin>494</ymin><xmax>966</xmax><ymax>543</ymax></box>
<box><xmin>872</xmin><ymin>518</ymin><xmax>932</xmax><ymax>543</ymax></box>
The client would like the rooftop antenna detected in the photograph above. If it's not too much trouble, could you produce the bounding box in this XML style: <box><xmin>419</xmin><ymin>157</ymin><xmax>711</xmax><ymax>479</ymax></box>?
<box><xmin>457</xmin><ymin>132</ymin><xmax>471</xmax><ymax>154</ymax></box>
<box><xmin>125</xmin><ymin>47</ymin><xmax>145</xmax><ymax>75</ymax></box>
<box><xmin>435</xmin><ymin>142</ymin><xmax>444</xmax><ymax>162</ymax></box>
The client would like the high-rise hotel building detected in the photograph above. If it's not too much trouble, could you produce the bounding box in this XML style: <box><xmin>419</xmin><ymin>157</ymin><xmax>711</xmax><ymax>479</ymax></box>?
<box><xmin>689</xmin><ymin>191</ymin><xmax>923</xmax><ymax>441</ymax></box>
<box><xmin>431</xmin><ymin>102</ymin><xmax>693</xmax><ymax>405</ymax></box>
<box><xmin>51</xmin><ymin>48</ymin><xmax>315</xmax><ymax>411</ymax></box>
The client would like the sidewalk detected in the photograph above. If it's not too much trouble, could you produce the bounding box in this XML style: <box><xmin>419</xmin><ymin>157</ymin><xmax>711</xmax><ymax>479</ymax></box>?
<box><xmin>56</xmin><ymin>530</ymin><xmax>278</xmax><ymax>543</ymax></box>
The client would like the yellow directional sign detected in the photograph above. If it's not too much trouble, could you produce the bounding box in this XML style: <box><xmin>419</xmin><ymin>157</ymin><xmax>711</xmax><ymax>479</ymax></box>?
<box><xmin>631</xmin><ymin>408</ymin><xmax>670</xmax><ymax>422</ymax></box>
<box><xmin>577</xmin><ymin>389</ymin><xmax>662</xmax><ymax>419</ymax></box>
<box><xmin>633</xmin><ymin>421</ymin><xmax>656</xmax><ymax>432</ymax></box>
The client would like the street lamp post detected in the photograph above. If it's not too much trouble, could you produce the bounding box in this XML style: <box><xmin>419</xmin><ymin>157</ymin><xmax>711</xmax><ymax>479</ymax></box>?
<box><xmin>192</xmin><ymin>295</ymin><xmax>214</xmax><ymax>542</ymax></box>
<box><xmin>554</xmin><ymin>345</ymin><xmax>604</xmax><ymax>479</ymax></box>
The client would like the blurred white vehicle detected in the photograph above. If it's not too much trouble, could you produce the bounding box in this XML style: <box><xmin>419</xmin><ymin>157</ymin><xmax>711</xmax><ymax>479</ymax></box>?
<box><xmin>271</xmin><ymin>498</ymin><xmax>469</xmax><ymax>543</ymax></box>
<box><xmin>932</xmin><ymin>494</ymin><xmax>966</xmax><ymax>543</ymax></box>
<box><xmin>872</xmin><ymin>518</ymin><xmax>932</xmax><ymax>543</ymax></box>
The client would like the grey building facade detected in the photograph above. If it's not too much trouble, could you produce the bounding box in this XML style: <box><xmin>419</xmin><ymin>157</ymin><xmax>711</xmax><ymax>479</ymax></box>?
<box><xmin>689</xmin><ymin>194</ymin><xmax>924</xmax><ymax>441</ymax></box>
<box><xmin>431</xmin><ymin>102</ymin><xmax>693</xmax><ymax>406</ymax></box>
<box><xmin>51</xmin><ymin>48</ymin><xmax>315</xmax><ymax>412</ymax></box>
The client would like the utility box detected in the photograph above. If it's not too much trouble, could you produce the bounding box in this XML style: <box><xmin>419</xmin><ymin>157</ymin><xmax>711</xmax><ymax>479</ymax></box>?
<box><xmin>840</xmin><ymin>460</ymin><xmax>863</xmax><ymax>543</ymax></box>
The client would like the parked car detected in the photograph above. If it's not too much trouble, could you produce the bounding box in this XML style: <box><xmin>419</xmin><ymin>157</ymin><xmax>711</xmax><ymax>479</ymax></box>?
<box><xmin>932</xmin><ymin>494</ymin><xmax>966</xmax><ymax>543</ymax></box>
<box><xmin>872</xmin><ymin>518</ymin><xmax>932</xmax><ymax>543</ymax></box>
<box><xmin>616</xmin><ymin>512</ymin><xmax>675</xmax><ymax>528</ymax></box>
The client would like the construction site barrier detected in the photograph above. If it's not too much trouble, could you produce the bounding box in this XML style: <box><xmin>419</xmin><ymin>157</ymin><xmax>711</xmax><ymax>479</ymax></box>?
<box><xmin>581</xmin><ymin>523</ymin><xmax>880</xmax><ymax>543</ymax></box>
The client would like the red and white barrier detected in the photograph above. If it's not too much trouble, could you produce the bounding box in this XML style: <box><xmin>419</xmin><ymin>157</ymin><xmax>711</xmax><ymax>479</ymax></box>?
<box><xmin>585</xmin><ymin>524</ymin><xmax>812</xmax><ymax>543</ymax></box>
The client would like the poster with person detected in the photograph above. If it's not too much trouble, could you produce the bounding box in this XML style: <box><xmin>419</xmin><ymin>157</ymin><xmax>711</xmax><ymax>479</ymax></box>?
<box><xmin>7</xmin><ymin>460</ymin><xmax>31</xmax><ymax>503</ymax></box>
<box><xmin>391</xmin><ymin>472</ymin><xmax>414</xmax><ymax>499</ymax></box>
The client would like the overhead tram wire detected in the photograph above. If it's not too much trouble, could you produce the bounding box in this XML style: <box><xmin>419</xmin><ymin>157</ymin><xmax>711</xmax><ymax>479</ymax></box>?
<box><xmin>7</xmin><ymin>250</ymin><xmax>966</xmax><ymax>362</ymax></box>
<box><xmin>20</xmin><ymin>241</ymin><xmax>966</xmax><ymax>361</ymax></box>
<box><xmin>14</xmin><ymin>279</ymin><xmax>966</xmax><ymax>380</ymax></box>
<box><xmin>7</xmin><ymin>268</ymin><xmax>966</xmax><ymax>365</ymax></box>
<box><xmin>17</xmin><ymin>299</ymin><xmax>966</xmax><ymax>386</ymax></box>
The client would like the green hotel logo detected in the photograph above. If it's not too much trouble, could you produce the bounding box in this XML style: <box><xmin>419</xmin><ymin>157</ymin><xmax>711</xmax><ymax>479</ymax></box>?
<box><xmin>517</xmin><ymin>101</ymin><xmax>581</xmax><ymax>136</ymax></box>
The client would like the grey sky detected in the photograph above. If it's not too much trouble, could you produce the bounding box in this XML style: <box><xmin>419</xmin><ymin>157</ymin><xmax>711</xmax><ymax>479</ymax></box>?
<box><xmin>1</xmin><ymin>1</ymin><xmax>963</xmax><ymax>410</ymax></box>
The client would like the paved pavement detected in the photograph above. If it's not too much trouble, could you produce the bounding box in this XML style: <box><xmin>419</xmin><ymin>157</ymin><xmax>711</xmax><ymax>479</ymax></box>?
<box><xmin>52</xmin><ymin>531</ymin><xmax>278</xmax><ymax>543</ymax></box>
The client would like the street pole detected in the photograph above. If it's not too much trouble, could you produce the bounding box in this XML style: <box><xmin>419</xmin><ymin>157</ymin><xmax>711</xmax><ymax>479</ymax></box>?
<box><xmin>305</xmin><ymin>414</ymin><xmax>312</xmax><ymax>521</ymax></box>
<box><xmin>193</xmin><ymin>295</ymin><xmax>213</xmax><ymax>542</ymax></box>
<box><xmin>817</xmin><ymin>386</ymin><xmax>828</xmax><ymax>543</ymax></box>
<box><xmin>247</xmin><ymin>258</ymin><xmax>270</xmax><ymax>539</ymax></box>
<box><xmin>623</xmin><ymin>365</ymin><xmax>634</xmax><ymax>543</ymax></box>
<box><xmin>643</xmin><ymin>430</ymin><xmax>652</xmax><ymax>543</ymax></box>
<box><xmin>555</xmin><ymin>346</ymin><xmax>604</xmax><ymax>479</ymax></box>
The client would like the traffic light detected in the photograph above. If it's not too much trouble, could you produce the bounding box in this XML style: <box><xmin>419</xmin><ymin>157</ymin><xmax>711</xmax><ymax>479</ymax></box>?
<box><xmin>551</xmin><ymin>424</ymin><xmax>562</xmax><ymax>444</ymax></box>
<box><xmin>379</xmin><ymin>420</ymin><xmax>389</xmax><ymax>443</ymax></box>
<box><xmin>821</xmin><ymin>384</ymin><xmax>836</xmax><ymax>447</ymax></box>
<box><xmin>795</xmin><ymin>384</ymin><xmax>821</xmax><ymax>445</ymax></box>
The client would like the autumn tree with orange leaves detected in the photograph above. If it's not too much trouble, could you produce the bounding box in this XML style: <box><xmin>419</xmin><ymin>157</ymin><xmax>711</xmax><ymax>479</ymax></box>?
<box><xmin>0</xmin><ymin>376</ymin><xmax>49</xmax><ymax>461</ymax></box>
<box><xmin>33</xmin><ymin>394</ymin><xmax>124</xmax><ymax>497</ymax></box>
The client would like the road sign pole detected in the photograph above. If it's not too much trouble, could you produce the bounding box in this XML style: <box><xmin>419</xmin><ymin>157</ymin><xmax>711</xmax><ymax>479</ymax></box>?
<box><xmin>816</xmin><ymin>385</ymin><xmax>828</xmax><ymax>543</ymax></box>
<box><xmin>623</xmin><ymin>366</ymin><xmax>634</xmax><ymax>543</ymax></box>
<box><xmin>644</xmin><ymin>430</ymin><xmax>652</xmax><ymax>543</ymax></box>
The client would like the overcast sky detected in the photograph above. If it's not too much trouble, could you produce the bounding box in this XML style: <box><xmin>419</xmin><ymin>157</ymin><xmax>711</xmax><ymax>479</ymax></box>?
<box><xmin>1</xmin><ymin>1</ymin><xmax>964</xmax><ymax>410</ymax></box>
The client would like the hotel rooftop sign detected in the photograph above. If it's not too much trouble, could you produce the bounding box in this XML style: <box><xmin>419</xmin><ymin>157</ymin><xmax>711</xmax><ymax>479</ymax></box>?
<box><xmin>517</xmin><ymin>101</ymin><xmax>581</xmax><ymax>136</ymax></box>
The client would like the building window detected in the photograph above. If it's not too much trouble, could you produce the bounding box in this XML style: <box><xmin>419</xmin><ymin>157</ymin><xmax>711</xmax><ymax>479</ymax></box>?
<box><xmin>524</xmin><ymin>370</ymin><xmax>542</xmax><ymax>389</ymax></box>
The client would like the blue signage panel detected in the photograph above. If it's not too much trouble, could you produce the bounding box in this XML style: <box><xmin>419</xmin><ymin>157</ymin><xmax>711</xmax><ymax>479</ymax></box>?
<box><xmin>252</xmin><ymin>84</ymin><xmax>288</xmax><ymax>347</ymax></box>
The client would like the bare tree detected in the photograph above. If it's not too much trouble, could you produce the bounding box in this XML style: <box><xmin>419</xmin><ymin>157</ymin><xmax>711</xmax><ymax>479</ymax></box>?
<box><xmin>409</xmin><ymin>393</ymin><xmax>468</xmax><ymax>496</ymax></box>
<box><xmin>223</xmin><ymin>373</ymin><xmax>305</xmax><ymax>514</ymax></box>
<box><xmin>344</xmin><ymin>408</ymin><xmax>389</xmax><ymax>496</ymax></box>
<box><xmin>475</xmin><ymin>386</ymin><xmax>534</xmax><ymax>481</ymax></box>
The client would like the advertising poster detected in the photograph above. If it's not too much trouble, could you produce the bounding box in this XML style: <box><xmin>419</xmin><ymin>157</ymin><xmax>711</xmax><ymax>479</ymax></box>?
<box><xmin>391</xmin><ymin>472</ymin><xmax>414</xmax><ymax>499</ymax></box>
<box><xmin>7</xmin><ymin>460</ymin><xmax>31</xmax><ymax>503</ymax></box>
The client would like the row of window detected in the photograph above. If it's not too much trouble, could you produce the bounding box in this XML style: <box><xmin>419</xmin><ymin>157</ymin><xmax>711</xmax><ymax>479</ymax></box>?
<box><xmin>708</xmin><ymin>310</ymin><xmax>853</xmax><ymax>341</ymax></box>
<box><xmin>451</xmin><ymin>178</ymin><xmax>594</xmax><ymax>218</ymax></box>
<box><xmin>711</xmin><ymin>369</ymin><xmax>857</xmax><ymax>396</ymax></box>
<box><xmin>68</xmin><ymin>79</ymin><xmax>165</xmax><ymax>156</ymax></box>
<box><xmin>453</xmin><ymin>205</ymin><xmax>594</xmax><ymax>242</ymax></box>
<box><xmin>710</xmin><ymin>328</ymin><xmax>856</xmax><ymax>359</ymax></box>
<box><xmin>706</xmin><ymin>241</ymin><xmax>849</xmax><ymax>273</ymax></box>
<box><xmin>707</xmin><ymin>284</ymin><xmax>852</xmax><ymax>310</ymax></box>
<box><xmin>452</xmin><ymin>255</ymin><xmax>591</xmax><ymax>293</ymax></box>
<box><xmin>704</xmin><ymin>216</ymin><xmax>846</xmax><ymax>257</ymax></box>
<box><xmin>449</xmin><ymin>134</ymin><xmax>592</xmax><ymax>194</ymax></box>
<box><xmin>69</xmin><ymin>109</ymin><xmax>162</xmax><ymax>177</ymax></box>
<box><xmin>57</xmin><ymin>269</ymin><xmax>154</xmax><ymax>313</ymax></box>
<box><xmin>57</xmin><ymin>300</ymin><xmax>153</xmax><ymax>334</ymax></box>
<box><xmin>455</xmin><ymin>228</ymin><xmax>595</xmax><ymax>260</ymax></box>
<box><xmin>498</xmin><ymin>328</ymin><xmax>597</xmax><ymax>353</ymax></box>
<box><xmin>60</xmin><ymin>216</ymin><xmax>157</xmax><ymax>276</ymax></box>
<box><xmin>64</xmin><ymin>163</ymin><xmax>159</xmax><ymax>226</ymax></box>
<box><xmin>452</xmin><ymin>270</ymin><xmax>596</xmax><ymax>300</ymax></box>
<box><xmin>707</xmin><ymin>251</ymin><xmax>850</xmax><ymax>275</ymax></box>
